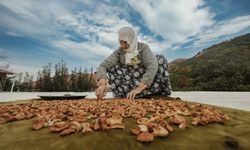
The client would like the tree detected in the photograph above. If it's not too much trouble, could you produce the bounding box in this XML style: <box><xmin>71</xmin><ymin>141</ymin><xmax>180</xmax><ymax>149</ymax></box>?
<box><xmin>36</xmin><ymin>71</ymin><xmax>42</xmax><ymax>91</ymax></box>
<box><xmin>53</xmin><ymin>60</ymin><xmax>68</xmax><ymax>91</ymax></box>
<box><xmin>40</xmin><ymin>63</ymin><xmax>52</xmax><ymax>91</ymax></box>
<box><xmin>34</xmin><ymin>60</ymin><xmax>96</xmax><ymax>92</ymax></box>
<box><xmin>20</xmin><ymin>72</ymin><xmax>33</xmax><ymax>91</ymax></box>
<box><xmin>69</xmin><ymin>68</ymin><xmax>78</xmax><ymax>91</ymax></box>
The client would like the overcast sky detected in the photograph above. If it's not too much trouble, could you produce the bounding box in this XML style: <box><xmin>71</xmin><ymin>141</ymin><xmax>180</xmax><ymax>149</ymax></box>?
<box><xmin>0</xmin><ymin>0</ymin><xmax>250</xmax><ymax>76</ymax></box>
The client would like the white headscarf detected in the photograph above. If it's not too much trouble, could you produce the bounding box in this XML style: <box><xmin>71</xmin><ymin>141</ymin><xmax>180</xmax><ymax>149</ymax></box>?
<box><xmin>118</xmin><ymin>27</ymin><xmax>139</xmax><ymax>64</ymax></box>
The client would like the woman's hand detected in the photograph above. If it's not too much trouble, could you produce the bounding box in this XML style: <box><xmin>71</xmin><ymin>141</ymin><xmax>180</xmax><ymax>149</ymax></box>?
<box><xmin>95</xmin><ymin>79</ymin><xmax>108</xmax><ymax>100</ymax></box>
<box><xmin>95</xmin><ymin>85</ymin><xmax>108</xmax><ymax>100</ymax></box>
<box><xmin>127</xmin><ymin>82</ymin><xmax>147</xmax><ymax>99</ymax></box>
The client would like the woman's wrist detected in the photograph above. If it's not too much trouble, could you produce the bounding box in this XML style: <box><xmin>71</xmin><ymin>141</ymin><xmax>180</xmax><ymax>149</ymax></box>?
<box><xmin>98</xmin><ymin>79</ymin><xmax>107</xmax><ymax>87</ymax></box>
<box><xmin>137</xmin><ymin>82</ymin><xmax>147</xmax><ymax>91</ymax></box>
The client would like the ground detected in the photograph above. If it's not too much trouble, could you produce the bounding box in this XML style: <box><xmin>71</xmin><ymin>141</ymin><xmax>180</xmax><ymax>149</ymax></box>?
<box><xmin>0</xmin><ymin>98</ymin><xmax>250</xmax><ymax>150</ymax></box>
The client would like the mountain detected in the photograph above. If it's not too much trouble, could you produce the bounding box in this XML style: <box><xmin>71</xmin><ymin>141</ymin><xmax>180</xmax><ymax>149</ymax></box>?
<box><xmin>169</xmin><ymin>33</ymin><xmax>250</xmax><ymax>91</ymax></box>
<box><xmin>169</xmin><ymin>58</ymin><xmax>188</xmax><ymax>66</ymax></box>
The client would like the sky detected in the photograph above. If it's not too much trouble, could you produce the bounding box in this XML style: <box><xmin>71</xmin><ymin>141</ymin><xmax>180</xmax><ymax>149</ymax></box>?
<box><xmin>0</xmin><ymin>0</ymin><xmax>250</xmax><ymax>77</ymax></box>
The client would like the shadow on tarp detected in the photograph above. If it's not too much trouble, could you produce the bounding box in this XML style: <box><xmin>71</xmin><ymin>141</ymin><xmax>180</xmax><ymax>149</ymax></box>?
<box><xmin>37</xmin><ymin>94</ymin><xmax>88</xmax><ymax>100</ymax></box>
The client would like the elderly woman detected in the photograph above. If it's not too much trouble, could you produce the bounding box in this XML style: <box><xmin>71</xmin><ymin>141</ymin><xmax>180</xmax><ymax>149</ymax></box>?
<box><xmin>95</xmin><ymin>26</ymin><xmax>171</xmax><ymax>99</ymax></box>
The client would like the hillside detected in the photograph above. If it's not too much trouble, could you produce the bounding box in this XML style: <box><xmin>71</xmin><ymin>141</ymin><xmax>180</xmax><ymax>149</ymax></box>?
<box><xmin>169</xmin><ymin>58</ymin><xmax>188</xmax><ymax>67</ymax></box>
<box><xmin>169</xmin><ymin>33</ymin><xmax>250</xmax><ymax>91</ymax></box>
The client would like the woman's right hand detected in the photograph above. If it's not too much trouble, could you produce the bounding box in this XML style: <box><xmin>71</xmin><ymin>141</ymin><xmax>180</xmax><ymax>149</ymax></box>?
<box><xmin>95</xmin><ymin>85</ymin><xmax>108</xmax><ymax>100</ymax></box>
<box><xmin>95</xmin><ymin>79</ymin><xmax>108</xmax><ymax>100</ymax></box>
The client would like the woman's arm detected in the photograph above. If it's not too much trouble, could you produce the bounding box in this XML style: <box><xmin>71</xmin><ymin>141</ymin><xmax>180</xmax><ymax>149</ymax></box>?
<box><xmin>97</xmin><ymin>49</ymin><xmax>120</xmax><ymax>81</ymax></box>
<box><xmin>95</xmin><ymin>79</ymin><xmax>108</xmax><ymax>100</ymax></box>
<box><xmin>127</xmin><ymin>82</ymin><xmax>147</xmax><ymax>99</ymax></box>
<box><xmin>140</xmin><ymin>44</ymin><xmax>158</xmax><ymax>87</ymax></box>
<box><xmin>96</xmin><ymin>49</ymin><xmax>120</xmax><ymax>99</ymax></box>
<box><xmin>127</xmin><ymin>44</ymin><xmax>158</xmax><ymax>99</ymax></box>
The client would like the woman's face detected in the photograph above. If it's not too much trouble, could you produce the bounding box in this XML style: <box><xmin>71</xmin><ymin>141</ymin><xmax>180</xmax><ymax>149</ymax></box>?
<box><xmin>120</xmin><ymin>40</ymin><xmax>130</xmax><ymax>50</ymax></box>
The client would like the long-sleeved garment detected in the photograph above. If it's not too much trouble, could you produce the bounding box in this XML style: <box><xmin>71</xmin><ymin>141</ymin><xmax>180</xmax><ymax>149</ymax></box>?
<box><xmin>97</xmin><ymin>42</ymin><xmax>158</xmax><ymax>87</ymax></box>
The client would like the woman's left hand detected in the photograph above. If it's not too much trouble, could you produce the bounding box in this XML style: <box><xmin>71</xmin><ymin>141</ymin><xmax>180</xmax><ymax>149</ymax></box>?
<box><xmin>127</xmin><ymin>82</ymin><xmax>147</xmax><ymax>99</ymax></box>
